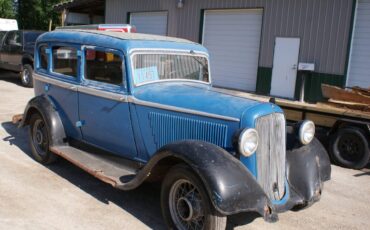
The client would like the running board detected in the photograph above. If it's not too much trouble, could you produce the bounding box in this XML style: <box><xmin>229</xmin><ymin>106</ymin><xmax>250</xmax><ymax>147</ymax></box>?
<box><xmin>50</xmin><ymin>146</ymin><xmax>139</xmax><ymax>188</ymax></box>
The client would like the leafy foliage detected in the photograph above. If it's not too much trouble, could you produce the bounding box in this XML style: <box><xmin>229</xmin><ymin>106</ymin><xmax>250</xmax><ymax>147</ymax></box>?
<box><xmin>17</xmin><ymin>0</ymin><xmax>61</xmax><ymax>30</ymax></box>
<box><xmin>0</xmin><ymin>0</ymin><xmax>16</xmax><ymax>19</ymax></box>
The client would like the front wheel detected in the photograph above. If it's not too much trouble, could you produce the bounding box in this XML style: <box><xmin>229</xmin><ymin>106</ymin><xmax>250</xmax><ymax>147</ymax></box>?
<box><xmin>20</xmin><ymin>64</ymin><xmax>34</xmax><ymax>88</ymax></box>
<box><xmin>29</xmin><ymin>113</ymin><xmax>58</xmax><ymax>164</ymax></box>
<box><xmin>329</xmin><ymin>127</ymin><xmax>369</xmax><ymax>169</ymax></box>
<box><xmin>161</xmin><ymin>164</ymin><xmax>227</xmax><ymax>230</ymax></box>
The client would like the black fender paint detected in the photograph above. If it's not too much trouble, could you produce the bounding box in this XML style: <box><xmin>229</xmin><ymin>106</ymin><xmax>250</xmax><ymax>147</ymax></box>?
<box><xmin>20</xmin><ymin>95</ymin><xmax>67</xmax><ymax>146</ymax></box>
<box><xmin>278</xmin><ymin>138</ymin><xmax>331</xmax><ymax>212</ymax></box>
<box><xmin>119</xmin><ymin>138</ymin><xmax>331</xmax><ymax>221</ymax></box>
<box><xmin>116</xmin><ymin>140</ymin><xmax>278</xmax><ymax>222</ymax></box>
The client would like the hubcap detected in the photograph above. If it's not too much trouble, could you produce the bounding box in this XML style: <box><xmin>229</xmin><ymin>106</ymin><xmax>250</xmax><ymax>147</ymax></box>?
<box><xmin>338</xmin><ymin>133</ymin><xmax>364</xmax><ymax>162</ymax></box>
<box><xmin>169</xmin><ymin>179</ymin><xmax>205</xmax><ymax>230</ymax></box>
<box><xmin>22</xmin><ymin>69</ymin><xmax>30</xmax><ymax>84</ymax></box>
<box><xmin>32</xmin><ymin>119</ymin><xmax>48</xmax><ymax>157</ymax></box>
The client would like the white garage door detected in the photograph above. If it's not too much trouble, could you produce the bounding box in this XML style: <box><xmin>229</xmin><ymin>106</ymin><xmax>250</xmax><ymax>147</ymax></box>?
<box><xmin>202</xmin><ymin>9</ymin><xmax>263</xmax><ymax>91</ymax></box>
<box><xmin>347</xmin><ymin>0</ymin><xmax>370</xmax><ymax>87</ymax></box>
<box><xmin>130</xmin><ymin>11</ymin><xmax>168</xmax><ymax>36</ymax></box>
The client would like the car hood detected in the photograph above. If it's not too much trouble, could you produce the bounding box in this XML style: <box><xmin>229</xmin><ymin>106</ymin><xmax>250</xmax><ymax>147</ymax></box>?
<box><xmin>132</xmin><ymin>82</ymin><xmax>281</xmax><ymax>121</ymax></box>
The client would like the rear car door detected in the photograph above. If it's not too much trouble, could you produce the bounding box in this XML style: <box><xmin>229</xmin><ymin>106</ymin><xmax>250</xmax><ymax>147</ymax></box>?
<box><xmin>2</xmin><ymin>31</ymin><xmax>23</xmax><ymax>71</ymax></box>
<box><xmin>78</xmin><ymin>46</ymin><xmax>137</xmax><ymax>158</ymax></box>
<box><xmin>34</xmin><ymin>44</ymin><xmax>81</xmax><ymax>140</ymax></box>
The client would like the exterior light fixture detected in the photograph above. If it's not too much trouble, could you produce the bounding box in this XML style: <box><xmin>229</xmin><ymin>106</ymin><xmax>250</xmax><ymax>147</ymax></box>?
<box><xmin>177</xmin><ymin>0</ymin><xmax>184</xmax><ymax>8</ymax></box>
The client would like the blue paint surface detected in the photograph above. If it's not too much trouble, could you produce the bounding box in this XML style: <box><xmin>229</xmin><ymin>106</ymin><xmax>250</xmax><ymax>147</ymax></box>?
<box><xmin>34</xmin><ymin>30</ymin><xmax>291</xmax><ymax>206</ymax></box>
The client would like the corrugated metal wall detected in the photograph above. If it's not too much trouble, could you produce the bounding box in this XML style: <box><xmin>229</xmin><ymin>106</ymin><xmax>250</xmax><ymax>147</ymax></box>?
<box><xmin>106</xmin><ymin>0</ymin><xmax>353</xmax><ymax>75</ymax></box>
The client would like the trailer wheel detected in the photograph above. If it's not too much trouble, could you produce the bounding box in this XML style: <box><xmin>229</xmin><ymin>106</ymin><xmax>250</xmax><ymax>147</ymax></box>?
<box><xmin>161</xmin><ymin>163</ymin><xmax>227</xmax><ymax>230</ymax></box>
<box><xmin>29</xmin><ymin>113</ymin><xmax>58</xmax><ymax>164</ymax></box>
<box><xmin>21</xmin><ymin>64</ymin><xmax>34</xmax><ymax>88</ymax></box>
<box><xmin>329</xmin><ymin>127</ymin><xmax>369</xmax><ymax>169</ymax></box>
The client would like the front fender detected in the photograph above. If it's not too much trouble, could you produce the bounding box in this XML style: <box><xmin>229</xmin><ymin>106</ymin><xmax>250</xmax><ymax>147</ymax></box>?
<box><xmin>283</xmin><ymin>138</ymin><xmax>331</xmax><ymax>210</ymax></box>
<box><xmin>125</xmin><ymin>140</ymin><xmax>278</xmax><ymax>222</ymax></box>
<box><xmin>20</xmin><ymin>95</ymin><xmax>67</xmax><ymax>146</ymax></box>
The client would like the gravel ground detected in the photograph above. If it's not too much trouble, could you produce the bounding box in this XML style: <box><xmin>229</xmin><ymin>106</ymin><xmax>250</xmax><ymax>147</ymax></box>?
<box><xmin>0</xmin><ymin>70</ymin><xmax>369</xmax><ymax>230</ymax></box>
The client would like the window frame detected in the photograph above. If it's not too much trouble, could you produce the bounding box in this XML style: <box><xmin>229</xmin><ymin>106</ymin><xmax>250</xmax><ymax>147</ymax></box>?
<box><xmin>36</xmin><ymin>43</ymin><xmax>50</xmax><ymax>73</ymax></box>
<box><xmin>82</xmin><ymin>45</ymin><xmax>127</xmax><ymax>92</ymax></box>
<box><xmin>50</xmin><ymin>43</ymin><xmax>81</xmax><ymax>81</ymax></box>
<box><xmin>129</xmin><ymin>49</ymin><xmax>211</xmax><ymax>88</ymax></box>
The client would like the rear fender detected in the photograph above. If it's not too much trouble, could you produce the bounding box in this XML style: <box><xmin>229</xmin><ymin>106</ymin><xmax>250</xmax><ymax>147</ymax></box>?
<box><xmin>20</xmin><ymin>95</ymin><xmax>67</xmax><ymax>146</ymax></box>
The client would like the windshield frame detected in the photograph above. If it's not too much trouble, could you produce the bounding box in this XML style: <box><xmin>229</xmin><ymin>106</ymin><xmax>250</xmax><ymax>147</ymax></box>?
<box><xmin>129</xmin><ymin>49</ymin><xmax>212</xmax><ymax>88</ymax></box>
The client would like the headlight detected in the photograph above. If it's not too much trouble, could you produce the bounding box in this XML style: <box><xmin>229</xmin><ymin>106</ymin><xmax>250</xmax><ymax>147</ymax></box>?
<box><xmin>299</xmin><ymin>120</ymin><xmax>315</xmax><ymax>145</ymax></box>
<box><xmin>238</xmin><ymin>128</ymin><xmax>259</xmax><ymax>157</ymax></box>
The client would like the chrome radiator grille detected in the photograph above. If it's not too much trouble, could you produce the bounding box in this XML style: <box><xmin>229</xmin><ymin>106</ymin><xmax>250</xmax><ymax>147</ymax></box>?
<box><xmin>255</xmin><ymin>113</ymin><xmax>286</xmax><ymax>200</ymax></box>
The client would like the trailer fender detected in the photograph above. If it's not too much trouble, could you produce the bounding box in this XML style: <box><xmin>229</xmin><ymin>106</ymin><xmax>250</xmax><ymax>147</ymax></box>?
<box><xmin>19</xmin><ymin>95</ymin><xmax>67</xmax><ymax>146</ymax></box>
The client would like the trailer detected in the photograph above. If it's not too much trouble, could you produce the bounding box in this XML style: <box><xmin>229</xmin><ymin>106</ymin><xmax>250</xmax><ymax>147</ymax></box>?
<box><xmin>214</xmin><ymin>88</ymin><xmax>370</xmax><ymax>170</ymax></box>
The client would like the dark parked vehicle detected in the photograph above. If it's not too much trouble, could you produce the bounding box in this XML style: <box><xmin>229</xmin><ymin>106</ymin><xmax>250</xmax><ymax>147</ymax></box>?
<box><xmin>0</xmin><ymin>30</ymin><xmax>44</xmax><ymax>87</ymax></box>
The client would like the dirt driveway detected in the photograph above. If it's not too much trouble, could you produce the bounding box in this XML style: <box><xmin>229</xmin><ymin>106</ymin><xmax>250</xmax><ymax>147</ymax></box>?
<box><xmin>0</xmin><ymin>71</ymin><xmax>369</xmax><ymax>230</ymax></box>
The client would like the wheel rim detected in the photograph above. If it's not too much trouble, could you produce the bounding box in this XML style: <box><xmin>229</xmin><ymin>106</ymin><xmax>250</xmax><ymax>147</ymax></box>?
<box><xmin>32</xmin><ymin>119</ymin><xmax>48</xmax><ymax>157</ymax></box>
<box><xmin>338</xmin><ymin>133</ymin><xmax>365</xmax><ymax>162</ymax></box>
<box><xmin>22</xmin><ymin>68</ymin><xmax>30</xmax><ymax>84</ymax></box>
<box><xmin>169</xmin><ymin>179</ymin><xmax>205</xmax><ymax>230</ymax></box>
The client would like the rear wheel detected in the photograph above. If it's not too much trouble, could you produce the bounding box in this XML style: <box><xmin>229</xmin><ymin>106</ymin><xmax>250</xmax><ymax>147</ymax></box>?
<box><xmin>29</xmin><ymin>113</ymin><xmax>58</xmax><ymax>164</ymax></box>
<box><xmin>20</xmin><ymin>64</ymin><xmax>33</xmax><ymax>88</ymax></box>
<box><xmin>161</xmin><ymin>164</ymin><xmax>227</xmax><ymax>230</ymax></box>
<box><xmin>329</xmin><ymin>127</ymin><xmax>369</xmax><ymax>169</ymax></box>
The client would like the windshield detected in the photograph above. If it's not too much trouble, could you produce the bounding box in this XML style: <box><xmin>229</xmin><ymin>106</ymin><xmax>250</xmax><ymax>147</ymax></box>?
<box><xmin>132</xmin><ymin>53</ymin><xmax>209</xmax><ymax>86</ymax></box>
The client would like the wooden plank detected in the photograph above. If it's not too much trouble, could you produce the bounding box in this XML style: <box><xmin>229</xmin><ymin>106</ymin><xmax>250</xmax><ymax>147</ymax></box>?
<box><xmin>282</xmin><ymin>109</ymin><xmax>303</xmax><ymax>122</ymax></box>
<box><xmin>305</xmin><ymin>113</ymin><xmax>337</xmax><ymax>127</ymax></box>
<box><xmin>322</xmin><ymin>84</ymin><xmax>370</xmax><ymax>104</ymax></box>
<box><xmin>213</xmin><ymin>87</ymin><xmax>370</xmax><ymax>120</ymax></box>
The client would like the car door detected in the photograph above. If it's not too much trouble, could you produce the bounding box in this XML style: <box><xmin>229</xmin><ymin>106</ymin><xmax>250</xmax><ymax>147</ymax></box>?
<box><xmin>0</xmin><ymin>31</ymin><xmax>14</xmax><ymax>70</ymax></box>
<box><xmin>9</xmin><ymin>31</ymin><xmax>23</xmax><ymax>69</ymax></box>
<box><xmin>37</xmin><ymin>44</ymin><xmax>81</xmax><ymax>140</ymax></box>
<box><xmin>78</xmin><ymin>46</ymin><xmax>137</xmax><ymax>158</ymax></box>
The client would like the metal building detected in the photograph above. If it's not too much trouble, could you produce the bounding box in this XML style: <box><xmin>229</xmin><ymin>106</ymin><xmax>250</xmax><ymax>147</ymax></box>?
<box><xmin>57</xmin><ymin>0</ymin><xmax>370</xmax><ymax>102</ymax></box>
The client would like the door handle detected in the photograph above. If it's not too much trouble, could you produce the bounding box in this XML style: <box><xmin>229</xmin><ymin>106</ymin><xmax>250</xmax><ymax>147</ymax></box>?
<box><xmin>292</xmin><ymin>64</ymin><xmax>297</xmax><ymax>70</ymax></box>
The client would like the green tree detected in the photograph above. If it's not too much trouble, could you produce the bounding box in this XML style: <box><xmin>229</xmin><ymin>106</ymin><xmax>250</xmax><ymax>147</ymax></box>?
<box><xmin>0</xmin><ymin>0</ymin><xmax>16</xmax><ymax>18</ymax></box>
<box><xmin>17</xmin><ymin>0</ymin><xmax>60</xmax><ymax>30</ymax></box>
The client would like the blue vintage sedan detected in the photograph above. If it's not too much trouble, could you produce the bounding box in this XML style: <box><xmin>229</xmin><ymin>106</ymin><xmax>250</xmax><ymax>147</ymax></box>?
<box><xmin>18</xmin><ymin>29</ymin><xmax>331</xmax><ymax>230</ymax></box>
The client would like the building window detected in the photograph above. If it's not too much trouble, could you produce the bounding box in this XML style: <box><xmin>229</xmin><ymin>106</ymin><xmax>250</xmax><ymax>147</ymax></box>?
<box><xmin>52</xmin><ymin>46</ymin><xmax>78</xmax><ymax>78</ymax></box>
<box><xmin>84</xmin><ymin>49</ymin><xmax>123</xmax><ymax>85</ymax></box>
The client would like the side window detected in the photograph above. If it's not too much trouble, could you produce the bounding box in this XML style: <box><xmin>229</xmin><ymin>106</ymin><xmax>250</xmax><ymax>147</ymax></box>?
<box><xmin>3</xmin><ymin>31</ymin><xmax>15</xmax><ymax>46</ymax></box>
<box><xmin>85</xmin><ymin>49</ymin><xmax>123</xmax><ymax>86</ymax></box>
<box><xmin>52</xmin><ymin>46</ymin><xmax>78</xmax><ymax>78</ymax></box>
<box><xmin>39</xmin><ymin>45</ymin><xmax>48</xmax><ymax>71</ymax></box>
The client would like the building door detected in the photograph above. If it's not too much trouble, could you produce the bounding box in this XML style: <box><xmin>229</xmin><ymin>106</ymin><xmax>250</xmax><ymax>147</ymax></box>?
<box><xmin>346</xmin><ymin>0</ymin><xmax>370</xmax><ymax>88</ymax></box>
<box><xmin>270</xmin><ymin>37</ymin><xmax>300</xmax><ymax>98</ymax></box>
<box><xmin>202</xmin><ymin>9</ymin><xmax>263</xmax><ymax>91</ymax></box>
<box><xmin>129</xmin><ymin>11</ymin><xmax>168</xmax><ymax>36</ymax></box>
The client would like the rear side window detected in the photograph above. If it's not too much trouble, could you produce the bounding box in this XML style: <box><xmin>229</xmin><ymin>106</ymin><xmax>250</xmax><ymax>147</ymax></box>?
<box><xmin>85</xmin><ymin>49</ymin><xmax>123</xmax><ymax>85</ymax></box>
<box><xmin>39</xmin><ymin>45</ymin><xmax>48</xmax><ymax>71</ymax></box>
<box><xmin>52</xmin><ymin>46</ymin><xmax>78</xmax><ymax>78</ymax></box>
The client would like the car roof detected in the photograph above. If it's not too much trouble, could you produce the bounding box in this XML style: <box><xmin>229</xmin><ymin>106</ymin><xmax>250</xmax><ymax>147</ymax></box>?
<box><xmin>46</xmin><ymin>29</ymin><xmax>195</xmax><ymax>44</ymax></box>
<box><xmin>37</xmin><ymin>30</ymin><xmax>208</xmax><ymax>55</ymax></box>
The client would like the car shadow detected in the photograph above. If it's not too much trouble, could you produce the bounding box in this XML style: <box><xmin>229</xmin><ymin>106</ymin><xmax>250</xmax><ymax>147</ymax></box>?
<box><xmin>0</xmin><ymin>70</ymin><xmax>22</xmax><ymax>86</ymax></box>
<box><xmin>1</xmin><ymin>121</ymin><xmax>166</xmax><ymax>229</ymax></box>
<box><xmin>1</xmin><ymin>121</ymin><xmax>260</xmax><ymax>229</ymax></box>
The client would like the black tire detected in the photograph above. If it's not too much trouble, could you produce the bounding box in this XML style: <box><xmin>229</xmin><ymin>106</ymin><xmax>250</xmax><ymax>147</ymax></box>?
<box><xmin>20</xmin><ymin>64</ymin><xmax>34</xmax><ymax>88</ymax></box>
<box><xmin>329</xmin><ymin>127</ymin><xmax>370</xmax><ymax>169</ymax></box>
<box><xmin>161</xmin><ymin>163</ymin><xmax>227</xmax><ymax>230</ymax></box>
<box><xmin>28</xmin><ymin>113</ymin><xmax>58</xmax><ymax>164</ymax></box>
